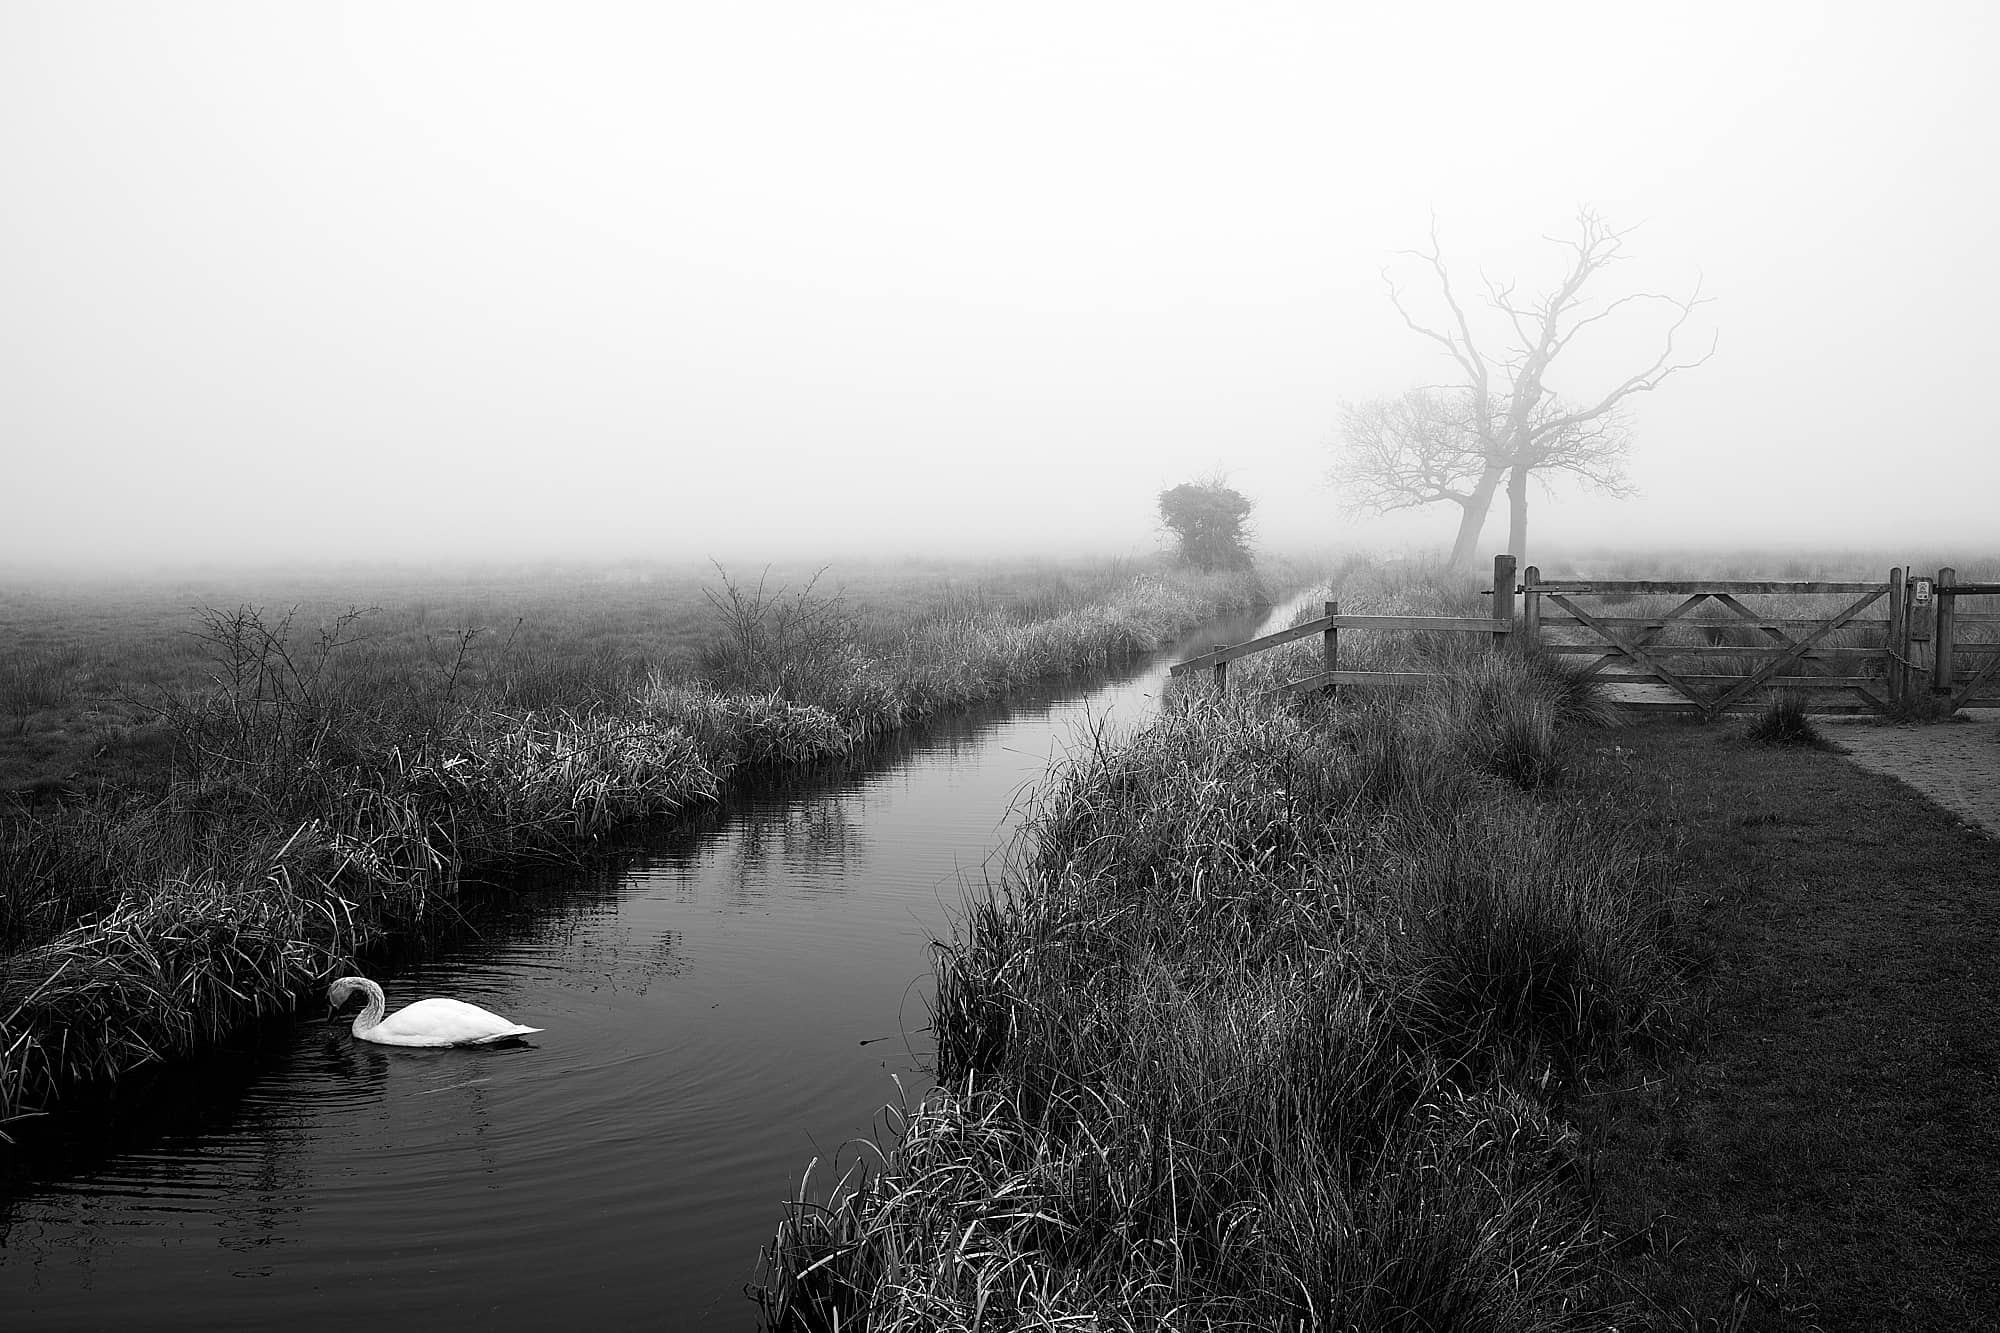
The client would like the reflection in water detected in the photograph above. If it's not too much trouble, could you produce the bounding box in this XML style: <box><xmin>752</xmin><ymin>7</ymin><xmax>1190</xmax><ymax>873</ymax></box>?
<box><xmin>0</xmin><ymin>604</ymin><xmax>1294</xmax><ymax>1332</ymax></box>
<box><xmin>716</xmin><ymin>792</ymin><xmax>869</xmax><ymax>904</ymax></box>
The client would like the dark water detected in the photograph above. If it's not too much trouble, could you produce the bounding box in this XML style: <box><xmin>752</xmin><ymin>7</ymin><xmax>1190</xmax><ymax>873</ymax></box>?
<box><xmin>0</xmin><ymin>606</ymin><xmax>1289</xmax><ymax>1331</ymax></box>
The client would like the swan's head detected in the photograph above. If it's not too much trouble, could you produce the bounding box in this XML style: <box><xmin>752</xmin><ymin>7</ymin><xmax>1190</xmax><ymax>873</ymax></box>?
<box><xmin>326</xmin><ymin>976</ymin><xmax>368</xmax><ymax>1019</ymax></box>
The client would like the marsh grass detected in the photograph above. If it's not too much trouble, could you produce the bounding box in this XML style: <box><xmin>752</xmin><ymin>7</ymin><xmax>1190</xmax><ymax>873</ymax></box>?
<box><xmin>758</xmin><ymin>650</ymin><xmax>1686</xmax><ymax>1328</ymax></box>
<box><xmin>2</xmin><ymin>646</ymin><xmax>87</xmax><ymax>736</ymax></box>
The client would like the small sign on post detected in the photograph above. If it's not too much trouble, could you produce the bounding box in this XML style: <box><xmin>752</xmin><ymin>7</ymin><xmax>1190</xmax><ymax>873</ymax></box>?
<box><xmin>1910</xmin><ymin>576</ymin><xmax>1935</xmax><ymax>643</ymax></box>
<box><xmin>1914</xmin><ymin>578</ymin><xmax>1934</xmax><ymax>607</ymax></box>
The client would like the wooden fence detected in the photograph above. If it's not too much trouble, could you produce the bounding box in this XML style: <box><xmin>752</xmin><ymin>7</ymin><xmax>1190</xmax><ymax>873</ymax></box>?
<box><xmin>1168</xmin><ymin>555</ymin><xmax>1518</xmax><ymax>697</ymax></box>
<box><xmin>1172</xmin><ymin>557</ymin><xmax>2000</xmax><ymax>716</ymax></box>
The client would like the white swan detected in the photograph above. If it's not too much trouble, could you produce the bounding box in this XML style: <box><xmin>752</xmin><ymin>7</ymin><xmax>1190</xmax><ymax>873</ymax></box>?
<box><xmin>327</xmin><ymin>976</ymin><xmax>543</xmax><ymax>1047</ymax></box>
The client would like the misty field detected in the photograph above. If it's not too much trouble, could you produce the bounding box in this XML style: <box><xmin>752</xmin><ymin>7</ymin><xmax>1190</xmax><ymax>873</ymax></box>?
<box><xmin>0</xmin><ymin>556</ymin><xmax>1273</xmax><ymax>795</ymax></box>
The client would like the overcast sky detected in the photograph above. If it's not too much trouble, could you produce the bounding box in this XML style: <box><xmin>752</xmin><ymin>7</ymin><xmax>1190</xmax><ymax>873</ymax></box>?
<box><xmin>4</xmin><ymin>1</ymin><xmax>1995</xmax><ymax>573</ymax></box>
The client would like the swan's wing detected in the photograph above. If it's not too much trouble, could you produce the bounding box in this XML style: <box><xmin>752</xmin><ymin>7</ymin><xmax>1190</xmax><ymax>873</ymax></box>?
<box><xmin>374</xmin><ymin>997</ymin><xmax>540</xmax><ymax>1046</ymax></box>
<box><xmin>464</xmin><ymin>1024</ymin><xmax>545</xmax><ymax>1045</ymax></box>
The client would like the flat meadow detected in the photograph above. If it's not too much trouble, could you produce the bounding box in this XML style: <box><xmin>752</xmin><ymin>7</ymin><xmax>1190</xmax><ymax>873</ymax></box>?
<box><xmin>0</xmin><ymin>555</ymin><xmax>1257</xmax><ymax>794</ymax></box>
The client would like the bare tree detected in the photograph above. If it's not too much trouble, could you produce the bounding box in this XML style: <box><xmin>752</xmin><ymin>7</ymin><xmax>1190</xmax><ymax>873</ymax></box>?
<box><xmin>1334</xmin><ymin>208</ymin><xmax>1712</xmax><ymax>568</ymax></box>
<box><xmin>1334</xmin><ymin>389</ymin><xmax>1496</xmax><ymax>564</ymax></box>
<box><xmin>1335</xmin><ymin>388</ymin><xmax>1635</xmax><ymax>568</ymax></box>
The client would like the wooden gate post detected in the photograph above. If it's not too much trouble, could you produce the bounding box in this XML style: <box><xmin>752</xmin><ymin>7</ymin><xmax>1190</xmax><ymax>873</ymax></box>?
<box><xmin>1933</xmin><ymin>567</ymin><xmax>1958</xmax><ymax>695</ymax></box>
<box><xmin>1322</xmin><ymin>601</ymin><xmax>1339</xmax><ymax>698</ymax></box>
<box><xmin>1491</xmin><ymin>554</ymin><xmax>1517</xmax><ymax>652</ymax></box>
<box><xmin>1886</xmin><ymin>566</ymin><xmax>1905</xmax><ymax>703</ymax></box>
<box><xmin>1521</xmin><ymin>566</ymin><xmax>1542</xmax><ymax>653</ymax></box>
<box><xmin>1212</xmin><ymin>645</ymin><xmax>1228</xmax><ymax>694</ymax></box>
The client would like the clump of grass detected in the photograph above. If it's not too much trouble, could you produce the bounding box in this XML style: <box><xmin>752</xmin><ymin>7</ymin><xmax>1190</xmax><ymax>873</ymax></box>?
<box><xmin>635</xmin><ymin>678</ymin><xmax>851</xmax><ymax>770</ymax></box>
<box><xmin>1745</xmin><ymin>688</ymin><xmax>1825</xmax><ymax>747</ymax></box>
<box><xmin>1482</xmin><ymin>691</ymin><xmax>1565</xmax><ymax>787</ymax></box>
<box><xmin>1307</xmin><ymin>653</ymin><xmax>1595</xmax><ymax>795</ymax></box>
<box><xmin>1381</xmin><ymin>802</ymin><xmax>1688</xmax><ymax>1074</ymax></box>
<box><xmin>407</xmin><ymin>709</ymin><xmax>720</xmax><ymax>870</ymax></box>
<box><xmin>0</xmin><ymin>873</ymin><xmax>355</xmax><ymax>1120</ymax></box>
<box><xmin>1522</xmin><ymin>650</ymin><xmax>1626</xmax><ymax>731</ymax></box>
<box><xmin>1</xmin><ymin>646</ymin><xmax>87</xmax><ymax>732</ymax></box>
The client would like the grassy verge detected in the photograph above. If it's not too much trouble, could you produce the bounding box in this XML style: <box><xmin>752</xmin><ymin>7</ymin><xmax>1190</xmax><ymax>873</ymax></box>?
<box><xmin>0</xmin><ymin>558</ymin><xmax>1277</xmax><ymax>1125</ymax></box>
<box><xmin>755</xmin><ymin>564</ymin><xmax>1693</xmax><ymax>1329</ymax></box>
<box><xmin>1577</xmin><ymin>722</ymin><xmax>2000</xmax><ymax>1330</ymax></box>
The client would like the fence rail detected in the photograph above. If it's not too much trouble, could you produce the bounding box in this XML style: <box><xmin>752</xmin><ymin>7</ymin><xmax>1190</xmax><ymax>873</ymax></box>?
<box><xmin>1169</xmin><ymin>556</ymin><xmax>1519</xmax><ymax>697</ymax></box>
<box><xmin>1525</xmin><ymin>580</ymin><xmax>1885</xmax><ymax>595</ymax></box>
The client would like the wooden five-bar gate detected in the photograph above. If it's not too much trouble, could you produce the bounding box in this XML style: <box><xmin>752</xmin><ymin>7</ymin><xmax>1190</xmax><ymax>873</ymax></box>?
<box><xmin>1172</xmin><ymin>557</ymin><xmax>2000</xmax><ymax>717</ymax></box>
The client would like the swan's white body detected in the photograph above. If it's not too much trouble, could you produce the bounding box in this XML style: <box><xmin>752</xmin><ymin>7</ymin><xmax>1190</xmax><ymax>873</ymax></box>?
<box><xmin>327</xmin><ymin>976</ymin><xmax>542</xmax><ymax>1047</ymax></box>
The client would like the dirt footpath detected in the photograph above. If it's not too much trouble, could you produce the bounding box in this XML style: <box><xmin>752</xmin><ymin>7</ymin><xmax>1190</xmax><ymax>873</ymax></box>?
<box><xmin>1825</xmin><ymin>709</ymin><xmax>2000</xmax><ymax>836</ymax></box>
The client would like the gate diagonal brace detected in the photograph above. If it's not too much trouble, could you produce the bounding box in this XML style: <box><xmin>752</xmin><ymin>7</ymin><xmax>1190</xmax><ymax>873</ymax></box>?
<box><xmin>1951</xmin><ymin>647</ymin><xmax>2000</xmax><ymax>709</ymax></box>
<box><xmin>1709</xmin><ymin>593</ymin><xmax>1802</xmax><ymax>651</ymax></box>
<box><xmin>1707</xmin><ymin>586</ymin><xmax>1888</xmax><ymax>716</ymax></box>
<box><xmin>1546</xmin><ymin>593</ymin><xmax>1713</xmax><ymax>708</ymax></box>
<box><xmin>1563</xmin><ymin>593</ymin><xmax>1710</xmax><ymax>682</ymax></box>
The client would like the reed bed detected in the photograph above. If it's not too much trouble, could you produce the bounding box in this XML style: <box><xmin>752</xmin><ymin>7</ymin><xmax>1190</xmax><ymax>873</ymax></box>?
<box><xmin>0</xmin><ymin>561</ymin><xmax>1271</xmax><ymax>1121</ymax></box>
<box><xmin>757</xmin><ymin>577</ymin><xmax>1686</xmax><ymax>1330</ymax></box>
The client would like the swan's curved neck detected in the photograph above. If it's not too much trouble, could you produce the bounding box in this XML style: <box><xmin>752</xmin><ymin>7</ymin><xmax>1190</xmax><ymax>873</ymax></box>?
<box><xmin>348</xmin><ymin>978</ymin><xmax>387</xmax><ymax>1035</ymax></box>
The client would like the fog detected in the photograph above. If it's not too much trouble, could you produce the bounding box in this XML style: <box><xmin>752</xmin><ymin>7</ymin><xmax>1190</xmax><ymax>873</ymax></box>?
<box><xmin>4</xmin><ymin>2</ymin><xmax>1995</xmax><ymax>575</ymax></box>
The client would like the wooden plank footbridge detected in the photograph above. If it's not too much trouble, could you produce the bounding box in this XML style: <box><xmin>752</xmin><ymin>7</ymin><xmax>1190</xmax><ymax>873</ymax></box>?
<box><xmin>1172</xmin><ymin>556</ymin><xmax>2000</xmax><ymax>717</ymax></box>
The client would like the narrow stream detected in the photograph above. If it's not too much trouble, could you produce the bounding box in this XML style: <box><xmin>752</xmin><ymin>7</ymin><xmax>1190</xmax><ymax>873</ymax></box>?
<box><xmin>0</xmin><ymin>603</ymin><xmax>1293</xmax><ymax>1330</ymax></box>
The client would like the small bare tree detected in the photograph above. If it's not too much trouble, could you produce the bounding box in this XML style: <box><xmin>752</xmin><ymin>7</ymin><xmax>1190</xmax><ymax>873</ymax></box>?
<box><xmin>699</xmin><ymin>563</ymin><xmax>856</xmax><ymax>699</ymax></box>
<box><xmin>1334</xmin><ymin>209</ymin><xmax>1712</xmax><ymax>568</ymax></box>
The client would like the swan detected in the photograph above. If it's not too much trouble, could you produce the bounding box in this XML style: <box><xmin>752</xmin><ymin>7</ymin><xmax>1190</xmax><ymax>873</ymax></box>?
<box><xmin>326</xmin><ymin>976</ymin><xmax>543</xmax><ymax>1047</ymax></box>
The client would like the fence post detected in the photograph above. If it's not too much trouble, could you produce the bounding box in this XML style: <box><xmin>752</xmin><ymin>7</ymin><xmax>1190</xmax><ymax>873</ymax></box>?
<box><xmin>1491</xmin><ymin>554</ymin><xmax>1517</xmax><ymax>652</ymax></box>
<box><xmin>1212</xmin><ymin>645</ymin><xmax>1228</xmax><ymax>694</ymax></box>
<box><xmin>1885</xmin><ymin>566</ymin><xmax>1905</xmax><ymax>704</ymax></box>
<box><xmin>1521</xmin><ymin>565</ymin><xmax>1541</xmax><ymax>653</ymax></box>
<box><xmin>1322</xmin><ymin>601</ymin><xmax>1339</xmax><ymax>698</ymax></box>
<box><xmin>1933</xmin><ymin>567</ymin><xmax>1958</xmax><ymax>695</ymax></box>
